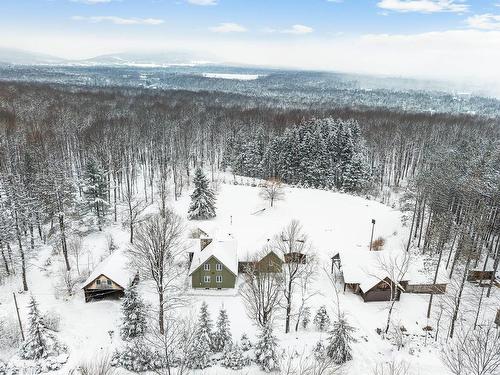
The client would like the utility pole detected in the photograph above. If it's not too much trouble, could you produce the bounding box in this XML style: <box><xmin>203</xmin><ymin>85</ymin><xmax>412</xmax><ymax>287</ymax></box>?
<box><xmin>12</xmin><ymin>292</ymin><xmax>25</xmax><ymax>341</ymax></box>
<box><xmin>369</xmin><ymin>219</ymin><xmax>376</xmax><ymax>251</ymax></box>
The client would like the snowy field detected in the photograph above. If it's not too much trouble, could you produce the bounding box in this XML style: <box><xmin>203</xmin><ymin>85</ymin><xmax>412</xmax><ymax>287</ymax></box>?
<box><xmin>0</xmin><ymin>181</ymin><xmax>469</xmax><ymax>374</ymax></box>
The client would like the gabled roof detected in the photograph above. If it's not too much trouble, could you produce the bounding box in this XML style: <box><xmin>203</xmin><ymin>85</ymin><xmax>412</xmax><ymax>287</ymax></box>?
<box><xmin>188</xmin><ymin>235</ymin><xmax>238</xmax><ymax>276</ymax></box>
<box><xmin>338</xmin><ymin>249</ymin><xmax>407</xmax><ymax>293</ymax></box>
<box><xmin>82</xmin><ymin>249</ymin><xmax>135</xmax><ymax>290</ymax></box>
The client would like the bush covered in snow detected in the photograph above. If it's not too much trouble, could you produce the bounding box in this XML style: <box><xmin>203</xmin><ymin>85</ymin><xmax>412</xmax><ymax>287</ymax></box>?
<box><xmin>0</xmin><ymin>317</ymin><xmax>22</xmax><ymax>351</ymax></box>
<box><xmin>240</xmin><ymin>333</ymin><xmax>252</xmax><ymax>351</ymax></box>
<box><xmin>111</xmin><ymin>340</ymin><xmax>162</xmax><ymax>372</ymax></box>
<box><xmin>313</xmin><ymin>305</ymin><xmax>330</xmax><ymax>332</ymax></box>
<box><xmin>221</xmin><ymin>343</ymin><xmax>248</xmax><ymax>370</ymax></box>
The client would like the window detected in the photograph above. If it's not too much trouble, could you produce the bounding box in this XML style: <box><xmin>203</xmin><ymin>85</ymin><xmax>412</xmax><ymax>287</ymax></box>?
<box><xmin>216</xmin><ymin>263</ymin><xmax>222</xmax><ymax>271</ymax></box>
<box><xmin>107</xmin><ymin>280</ymin><xmax>112</xmax><ymax>286</ymax></box>
<box><xmin>203</xmin><ymin>276</ymin><xmax>211</xmax><ymax>283</ymax></box>
<box><xmin>216</xmin><ymin>275</ymin><xmax>223</xmax><ymax>283</ymax></box>
<box><xmin>96</xmin><ymin>279</ymin><xmax>101</xmax><ymax>285</ymax></box>
<box><xmin>203</xmin><ymin>263</ymin><xmax>210</xmax><ymax>271</ymax></box>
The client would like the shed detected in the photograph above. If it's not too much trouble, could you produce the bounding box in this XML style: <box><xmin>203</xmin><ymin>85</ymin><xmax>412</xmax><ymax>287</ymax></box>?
<box><xmin>336</xmin><ymin>250</ymin><xmax>408</xmax><ymax>302</ymax></box>
<box><xmin>82</xmin><ymin>250</ymin><xmax>137</xmax><ymax>302</ymax></box>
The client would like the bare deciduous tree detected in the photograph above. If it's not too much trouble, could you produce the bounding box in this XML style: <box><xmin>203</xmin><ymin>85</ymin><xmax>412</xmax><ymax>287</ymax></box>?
<box><xmin>259</xmin><ymin>178</ymin><xmax>285</xmax><ymax>208</ymax></box>
<box><xmin>128</xmin><ymin>211</ymin><xmax>186</xmax><ymax>334</ymax></box>
<box><xmin>239</xmin><ymin>251</ymin><xmax>283</xmax><ymax>328</ymax></box>
<box><xmin>273</xmin><ymin>220</ymin><xmax>316</xmax><ymax>333</ymax></box>
<box><xmin>372</xmin><ymin>360</ymin><xmax>411</xmax><ymax>375</ymax></box>
<box><xmin>374</xmin><ymin>250</ymin><xmax>410</xmax><ymax>334</ymax></box>
<box><xmin>442</xmin><ymin>322</ymin><xmax>500</xmax><ymax>375</ymax></box>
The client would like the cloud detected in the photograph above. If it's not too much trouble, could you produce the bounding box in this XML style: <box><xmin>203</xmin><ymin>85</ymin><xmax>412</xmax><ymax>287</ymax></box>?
<box><xmin>209</xmin><ymin>23</ymin><xmax>246</xmax><ymax>33</ymax></box>
<box><xmin>187</xmin><ymin>0</ymin><xmax>218</xmax><ymax>5</ymax></box>
<box><xmin>71</xmin><ymin>16</ymin><xmax>164</xmax><ymax>25</ymax></box>
<box><xmin>282</xmin><ymin>24</ymin><xmax>314</xmax><ymax>34</ymax></box>
<box><xmin>377</xmin><ymin>0</ymin><xmax>468</xmax><ymax>13</ymax></box>
<box><xmin>70</xmin><ymin>0</ymin><xmax>117</xmax><ymax>4</ymax></box>
<box><xmin>467</xmin><ymin>14</ymin><xmax>500</xmax><ymax>30</ymax></box>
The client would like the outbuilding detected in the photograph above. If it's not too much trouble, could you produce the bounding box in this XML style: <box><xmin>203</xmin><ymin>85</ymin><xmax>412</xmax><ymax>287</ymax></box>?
<box><xmin>82</xmin><ymin>250</ymin><xmax>137</xmax><ymax>302</ymax></box>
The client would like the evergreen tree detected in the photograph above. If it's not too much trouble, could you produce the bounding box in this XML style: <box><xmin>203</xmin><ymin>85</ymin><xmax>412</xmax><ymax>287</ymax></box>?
<box><xmin>301</xmin><ymin>306</ymin><xmax>311</xmax><ymax>329</ymax></box>
<box><xmin>187</xmin><ymin>168</ymin><xmax>216</xmax><ymax>220</ymax></box>
<box><xmin>313</xmin><ymin>340</ymin><xmax>326</xmax><ymax>361</ymax></box>
<box><xmin>342</xmin><ymin>151</ymin><xmax>369</xmax><ymax>192</ymax></box>
<box><xmin>326</xmin><ymin>314</ymin><xmax>355</xmax><ymax>364</ymax></box>
<box><xmin>120</xmin><ymin>281</ymin><xmax>147</xmax><ymax>340</ymax></box>
<box><xmin>186</xmin><ymin>302</ymin><xmax>213</xmax><ymax>369</ymax></box>
<box><xmin>254</xmin><ymin>323</ymin><xmax>279</xmax><ymax>372</ymax></box>
<box><xmin>82</xmin><ymin>158</ymin><xmax>108</xmax><ymax>231</ymax></box>
<box><xmin>212</xmin><ymin>307</ymin><xmax>232</xmax><ymax>352</ymax></box>
<box><xmin>20</xmin><ymin>296</ymin><xmax>64</xmax><ymax>360</ymax></box>
<box><xmin>221</xmin><ymin>342</ymin><xmax>248</xmax><ymax>370</ymax></box>
<box><xmin>313</xmin><ymin>305</ymin><xmax>331</xmax><ymax>332</ymax></box>
<box><xmin>240</xmin><ymin>333</ymin><xmax>252</xmax><ymax>351</ymax></box>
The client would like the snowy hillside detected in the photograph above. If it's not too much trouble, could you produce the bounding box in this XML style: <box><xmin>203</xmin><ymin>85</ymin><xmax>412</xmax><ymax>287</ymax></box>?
<box><xmin>1</xmin><ymin>179</ymin><xmax>484</xmax><ymax>374</ymax></box>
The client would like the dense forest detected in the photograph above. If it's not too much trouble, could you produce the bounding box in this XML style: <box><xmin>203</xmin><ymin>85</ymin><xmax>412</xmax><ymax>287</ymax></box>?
<box><xmin>0</xmin><ymin>80</ymin><xmax>499</xmax><ymax>346</ymax></box>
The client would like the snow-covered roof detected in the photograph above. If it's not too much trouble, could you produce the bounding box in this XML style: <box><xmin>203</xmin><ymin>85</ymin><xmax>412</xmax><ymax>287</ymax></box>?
<box><xmin>188</xmin><ymin>235</ymin><xmax>238</xmax><ymax>276</ymax></box>
<box><xmin>82</xmin><ymin>249</ymin><xmax>135</xmax><ymax>290</ymax></box>
<box><xmin>338</xmin><ymin>249</ymin><xmax>408</xmax><ymax>293</ymax></box>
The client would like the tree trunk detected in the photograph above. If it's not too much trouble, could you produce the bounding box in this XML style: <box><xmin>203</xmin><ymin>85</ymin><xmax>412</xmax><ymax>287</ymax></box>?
<box><xmin>0</xmin><ymin>241</ymin><xmax>10</xmax><ymax>276</ymax></box>
<box><xmin>59</xmin><ymin>214</ymin><xmax>71</xmax><ymax>271</ymax></box>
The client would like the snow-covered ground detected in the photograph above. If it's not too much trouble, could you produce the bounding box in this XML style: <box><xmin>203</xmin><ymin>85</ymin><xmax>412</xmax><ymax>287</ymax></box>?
<box><xmin>1</xmin><ymin>181</ymin><xmax>490</xmax><ymax>374</ymax></box>
<box><xmin>201</xmin><ymin>73</ymin><xmax>261</xmax><ymax>80</ymax></box>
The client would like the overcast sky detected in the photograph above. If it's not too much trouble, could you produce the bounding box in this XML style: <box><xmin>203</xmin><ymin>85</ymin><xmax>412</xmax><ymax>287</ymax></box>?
<box><xmin>1</xmin><ymin>0</ymin><xmax>500</xmax><ymax>90</ymax></box>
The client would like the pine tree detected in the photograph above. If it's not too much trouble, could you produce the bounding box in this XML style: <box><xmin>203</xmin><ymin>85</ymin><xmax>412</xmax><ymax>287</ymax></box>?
<box><xmin>212</xmin><ymin>307</ymin><xmax>232</xmax><ymax>352</ymax></box>
<box><xmin>240</xmin><ymin>333</ymin><xmax>252</xmax><ymax>351</ymax></box>
<box><xmin>20</xmin><ymin>296</ymin><xmax>64</xmax><ymax>360</ymax></box>
<box><xmin>120</xmin><ymin>281</ymin><xmax>147</xmax><ymax>340</ymax></box>
<box><xmin>326</xmin><ymin>314</ymin><xmax>355</xmax><ymax>364</ymax></box>
<box><xmin>313</xmin><ymin>305</ymin><xmax>331</xmax><ymax>332</ymax></box>
<box><xmin>301</xmin><ymin>306</ymin><xmax>311</xmax><ymax>329</ymax></box>
<box><xmin>186</xmin><ymin>302</ymin><xmax>213</xmax><ymax>369</ymax></box>
<box><xmin>313</xmin><ymin>340</ymin><xmax>326</xmax><ymax>360</ymax></box>
<box><xmin>82</xmin><ymin>158</ymin><xmax>108</xmax><ymax>231</ymax></box>
<box><xmin>342</xmin><ymin>151</ymin><xmax>369</xmax><ymax>192</ymax></box>
<box><xmin>254</xmin><ymin>323</ymin><xmax>279</xmax><ymax>372</ymax></box>
<box><xmin>221</xmin><ymin>342</ymin><xmax>248</xmax><ymax>370</ymax></box>
<box><xmin>187</xmin><ymin>168</ymin><xmax>216</xmax><ymax>220</ymax></box>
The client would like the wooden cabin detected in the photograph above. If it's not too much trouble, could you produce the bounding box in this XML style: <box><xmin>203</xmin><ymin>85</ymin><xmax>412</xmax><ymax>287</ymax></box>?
<box><xmin>336</xmin><ymin>250</ymin><xmax>409</xmax><ymax>302</ymax></box>
<box><xmin>82</xmin><ymin>250</ymin><xmax>136</xmax><ymax>302</ymax></box>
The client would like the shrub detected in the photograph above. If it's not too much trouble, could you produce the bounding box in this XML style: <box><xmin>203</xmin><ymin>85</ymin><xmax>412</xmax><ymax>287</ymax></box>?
<box><xmin>371</xmin><ymin>237</ymin><xmax>385</xmax><ymax>251</ymax></box>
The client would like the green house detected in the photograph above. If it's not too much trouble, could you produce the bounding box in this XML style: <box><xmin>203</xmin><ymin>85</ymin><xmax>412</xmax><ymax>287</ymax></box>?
<box><xmin>189</xmin><ymin>237</ymin><xmax>238</xmax><ymax>289</ymax></box>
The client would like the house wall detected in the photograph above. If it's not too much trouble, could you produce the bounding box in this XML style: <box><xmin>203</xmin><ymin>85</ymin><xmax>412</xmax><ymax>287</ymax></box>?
<box><xmin>191</xmin><ymin>256</ymin><xmax>236</xmax><ymax>289</ymax></box>
<box><xmin>362</xmin><ymin>280</ymin><xmax>402</xmax><ymax>302</ymax></box>
<box><xmin>257</xmin><ymin>252</ymin><xmax>283</xmax><ymax>273</ymax></box>
<box><xmin>84</xmin><ymin>275</ymin><xmax>123</xmax><ymax>290</ymax></box>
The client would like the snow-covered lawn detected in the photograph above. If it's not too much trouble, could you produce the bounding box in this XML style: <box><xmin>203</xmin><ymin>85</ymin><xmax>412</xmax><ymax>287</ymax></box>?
<box><xmin>0</xmin><ymin>183</ymin><xmax>455</xmax><ymax>374</ymax></box>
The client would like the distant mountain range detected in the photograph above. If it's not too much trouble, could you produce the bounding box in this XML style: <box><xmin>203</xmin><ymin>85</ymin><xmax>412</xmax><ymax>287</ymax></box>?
<box><xmin>0</xmin><ymin>47</ymin><xmax>213</xmax><ymax>67</ymax></box>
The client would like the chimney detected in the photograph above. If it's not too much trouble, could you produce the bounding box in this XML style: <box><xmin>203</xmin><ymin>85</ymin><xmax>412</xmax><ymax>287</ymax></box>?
<box><xmin>201</xmin><ymin>238</ymin><xmax>212</xmax><ymax>251</ymax></box>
